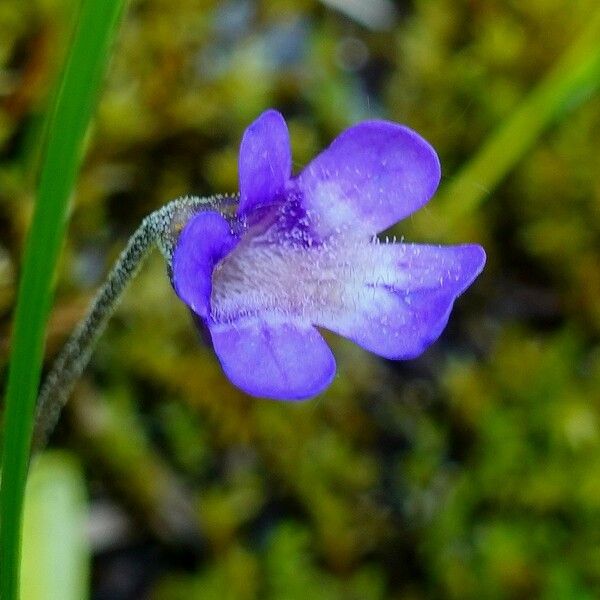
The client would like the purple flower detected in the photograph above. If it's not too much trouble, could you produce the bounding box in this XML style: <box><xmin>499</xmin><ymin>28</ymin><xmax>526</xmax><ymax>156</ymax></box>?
<box><xmin>172</xmin><ymin>109</ymin><xmax>485</xmax><ymax>400</ymax></box>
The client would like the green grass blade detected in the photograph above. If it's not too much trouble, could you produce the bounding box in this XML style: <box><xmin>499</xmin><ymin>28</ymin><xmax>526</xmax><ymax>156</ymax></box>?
<box><xmin>21</xmin><ymin>452</ymin><xmax>89</xmax><ymax>600</ymax></box>
<box><xmin>410</xmin><ymin>9</ymin><xmax>600</xmax><ymax>241</ymax></box>
<box><xmin>1</xmin><ymin>2</ymin><xmax>126</xmax><ymax>598</ymax></box>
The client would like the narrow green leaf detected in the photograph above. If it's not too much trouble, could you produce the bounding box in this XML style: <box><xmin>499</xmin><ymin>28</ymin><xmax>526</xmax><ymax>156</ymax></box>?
<box><xmin>411</xmin><ymin>9</ymin><xmax>600</xmax><ymax>241</ymax></box>
<box><xmin>1</xmin><ymin>2</ymin><xmax>126</xmax><ymax>598</ymax></box>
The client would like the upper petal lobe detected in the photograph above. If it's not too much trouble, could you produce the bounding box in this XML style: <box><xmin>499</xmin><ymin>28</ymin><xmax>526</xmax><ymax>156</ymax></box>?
<box><xmin>296</xmin><ymin>121</ymin><xmax>441</xmax><ymax>237</ymax></box>
<box><xmin>172</xmin><ymin>210</ymin><xmax>238</xmax><ymax>318</ymax></box>
<box><xmin>238</xmin><ymin>109</ymin><xmax>292</xmax><ymax>218</ymax></box>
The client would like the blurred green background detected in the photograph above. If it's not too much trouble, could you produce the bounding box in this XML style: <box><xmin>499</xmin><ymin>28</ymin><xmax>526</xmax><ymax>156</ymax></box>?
<box><xmin>2</xmin><ymin>0</ymin><xmax>600</xmax><ymax>598</ymax></box>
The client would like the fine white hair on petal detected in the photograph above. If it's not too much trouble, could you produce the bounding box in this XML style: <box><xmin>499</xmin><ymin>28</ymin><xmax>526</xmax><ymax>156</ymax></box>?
<box><xmin>209</xmin><ymin>230</ymin><xmax>439</xmax><ymax>326</ymax></box>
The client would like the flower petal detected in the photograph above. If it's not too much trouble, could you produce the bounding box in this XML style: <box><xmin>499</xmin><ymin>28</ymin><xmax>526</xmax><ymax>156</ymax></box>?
<box><xmin>172</xmin><ymin>211</ymin><xmax>238</xmax><ymax>318</ymax></box>
<box><xmin>315</xmin><ymin>244</ymin><xmax>485</xmax><ymax>359</ymax></box>
<box><xmin>296</xmin><ymin>121</ymin><xmax>441</xmax><ymax>237</ymax></box>
<box><xmin>238</xmin><ymin>109</ymin><xmax>292</xmax><ymax>218</ymax></box>
<box><xmin>209</xmin><ymin>317</ymin><xmax>336</xmax><ymax>400</ymax></box>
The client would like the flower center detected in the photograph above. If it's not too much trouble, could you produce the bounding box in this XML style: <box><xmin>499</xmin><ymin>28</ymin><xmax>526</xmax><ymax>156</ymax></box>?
<box><xmin>210</xmin><ymin>232</ymin><xmax>407</xmax><ymax>324</ymax></box>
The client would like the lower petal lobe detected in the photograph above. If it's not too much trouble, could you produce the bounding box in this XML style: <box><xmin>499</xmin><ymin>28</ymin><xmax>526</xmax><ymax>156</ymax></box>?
<box><xmin>315</xmin><ymin>243</ymin><xmax>486</xmax><ymax>359</ymax></box>
<box><xmin>209</xmin><ymin>317</ymin><xmax>336</xmax><ymax>400</ymax></box>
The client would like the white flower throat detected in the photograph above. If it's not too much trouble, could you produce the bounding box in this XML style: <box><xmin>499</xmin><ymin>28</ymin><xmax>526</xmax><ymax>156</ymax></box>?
<box><xmin>210</xmin><ymin>227</ymin><xmax>412</xmax><ymax>325</ymax></box>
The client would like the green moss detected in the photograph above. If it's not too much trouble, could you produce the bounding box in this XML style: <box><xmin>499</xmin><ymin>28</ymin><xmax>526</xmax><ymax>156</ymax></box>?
<box><xmin>3</xmin><ymin>0</ymin><xmax>600</xmax><ymax>597</ymax></box>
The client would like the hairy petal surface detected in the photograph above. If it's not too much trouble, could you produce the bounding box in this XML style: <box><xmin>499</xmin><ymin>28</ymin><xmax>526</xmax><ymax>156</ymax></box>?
<box><xmin>172</xmin><ymin>211</ymin><xmax>238</xmax><ymax>318</ymax></box>
<box><xmin>209</xmin><ymin>317</ymin><xmax>336</xmax><ymax>400</ymax></box>
<box><xmin>314</xmin><ymin>243</ymin><xmax>486</xmax><ymax>359</ymax></box>
<box><xmin>238</xmin><ymin>109</ymin><xmax>292</xmax><ymax>218</ymax></box>
<box><xmin>296</xmin><ymin>121</ymin><xmax>441</xmax><ymax>237</ymax></box>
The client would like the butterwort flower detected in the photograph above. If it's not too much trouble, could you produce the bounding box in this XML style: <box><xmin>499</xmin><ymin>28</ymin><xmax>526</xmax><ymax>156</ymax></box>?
<box><xmin>172</xmin><ymin>110</ymin><xmax>485</xmax><ymax>399</ymax></box>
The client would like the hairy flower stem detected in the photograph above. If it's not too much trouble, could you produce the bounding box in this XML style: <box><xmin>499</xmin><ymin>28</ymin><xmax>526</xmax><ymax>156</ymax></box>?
<box><xmin>32</xmin><ymin>195</ymin><xmax>235</xmax><ymax>453</ymax></box>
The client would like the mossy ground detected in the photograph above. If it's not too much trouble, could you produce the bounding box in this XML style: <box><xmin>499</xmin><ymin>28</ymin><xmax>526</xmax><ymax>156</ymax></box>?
<box><xmin>2</xmin><ymin>1</ymin><xmax>600</xmax><ymax>598</ymax></box>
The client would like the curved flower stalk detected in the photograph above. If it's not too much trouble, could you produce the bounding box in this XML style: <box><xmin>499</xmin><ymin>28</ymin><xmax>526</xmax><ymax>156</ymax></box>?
<box><xmin>33</xmin><ymin>194</ymin><xmax>236</xmax><ymax>450</ymax></box>
<box><xmin>34</xmin><ymin>109</ymin><xmax>485</xmax><ymax>449</ymax></box>
<box><xmin>172</xmin><ymin>109</ymin><xmax>486</xmax><ymax>400</ymax></box>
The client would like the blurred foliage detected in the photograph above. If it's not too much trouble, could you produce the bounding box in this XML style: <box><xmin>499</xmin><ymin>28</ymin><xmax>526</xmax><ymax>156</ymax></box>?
<box><xmin>21</xmin><ymin>452</ymin><xmax>90</xmax><ymax>600</ymax></box>
<box><xmin>2</xmin><ymin>0</ymin><xmax>600</xmax><ymax>598</ymax></box>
